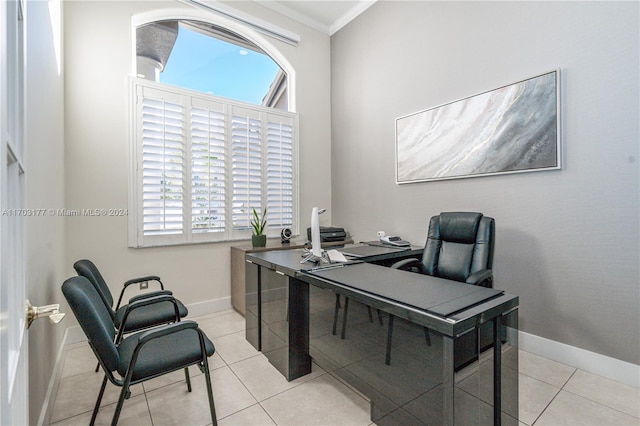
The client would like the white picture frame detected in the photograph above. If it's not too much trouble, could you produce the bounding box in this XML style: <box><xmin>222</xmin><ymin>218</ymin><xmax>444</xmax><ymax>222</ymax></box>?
<box><xmin>396</xmin><ymin>70</ymin><xmax>561</xmax><ymax>183</ymax></box>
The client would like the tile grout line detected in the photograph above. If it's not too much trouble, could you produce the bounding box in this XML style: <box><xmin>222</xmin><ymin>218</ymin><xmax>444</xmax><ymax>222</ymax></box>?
<box><xmin>557</xmin><ymin>375</ymin><xmax>640</xmax><ymax>421</ymax></box>
<box><xmin>529</xmin><ymin>369</ymin><xmax>577</xmax><ymax>425</ymax></box>
<box><xmin>224</xmin><ymin>355</ymin><xmax>334</xmax><ymax>424</ymax></box>
<box><xmin>219</xmin><ymin>354</ymin><xmax>264</xmax><ymax>422</ymax></box>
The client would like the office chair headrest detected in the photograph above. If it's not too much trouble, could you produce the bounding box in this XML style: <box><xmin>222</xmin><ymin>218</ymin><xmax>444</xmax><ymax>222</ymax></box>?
<box><xmin>438</xmin><ymin>212</ymin><xmax>483</xmax><ymax>244</ymax></box>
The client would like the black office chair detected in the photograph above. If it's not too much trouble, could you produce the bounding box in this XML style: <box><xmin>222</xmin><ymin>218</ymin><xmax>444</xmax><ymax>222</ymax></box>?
<box><xmin>386</xmin><ymin>211</ymin><xmax>495</xmax><ymax>365</ymax></box>
<box><xmin>62</xmin><ymin>276</ymin><xmax>217</xmax><ymax>426</ymax></box>
<box><xmin>74</xmin><ymin>259</ymin><xmax>188</xmax><ymax>335</ymax></box>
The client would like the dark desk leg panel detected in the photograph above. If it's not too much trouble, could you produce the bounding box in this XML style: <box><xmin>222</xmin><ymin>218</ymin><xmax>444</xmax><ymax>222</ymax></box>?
<box><xmin>258</xmin><ymin>270</ymin><xmax>311</xmax><ymax>381</ymax></box>
<box><xmin>245</xmin><ymin>262</ymin><xmax>260</xmax><ymax>350</ymax></box>
<box><xmin>307</xmin><ymin>285</ymin><xmax>519</xmax><ymax>426</ymax></box>
<box><xmin>287</xmin><ymin>277</ymin><xmax>311</xmax><ymax>379</ymax></box>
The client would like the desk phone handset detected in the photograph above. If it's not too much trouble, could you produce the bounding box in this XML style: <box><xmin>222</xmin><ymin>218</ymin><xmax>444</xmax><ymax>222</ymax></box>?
<box><xmin>380</xmin><ymin>235</ymin><xmax>410</xmax><ymax>247</ymax></box>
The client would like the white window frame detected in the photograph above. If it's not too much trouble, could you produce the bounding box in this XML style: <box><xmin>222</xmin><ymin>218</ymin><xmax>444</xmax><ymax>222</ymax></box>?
<box><xmin>128</xmin><ymin>78</ymin><xmax>299</xmax><ymax>248</ymax></box>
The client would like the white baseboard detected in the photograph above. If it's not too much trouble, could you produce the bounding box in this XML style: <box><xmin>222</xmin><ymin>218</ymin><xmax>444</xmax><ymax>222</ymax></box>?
<box><xmin>64</xmin><ymin>324</ymin><xmax>87</xmax><ymax>345</ymax></box>
<box><xmin>519</xmin><ymin>331</ymin><xmax>639</xmax><ymax>389</ymax></box>
<box><xmin>184</xmin><ymin>296</ymin><xmax>233</xmax><ymax>317</ymax></box>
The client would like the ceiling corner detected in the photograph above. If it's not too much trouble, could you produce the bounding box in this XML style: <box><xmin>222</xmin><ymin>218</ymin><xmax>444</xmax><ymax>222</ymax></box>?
<box><xmin>329</xmin><ymin>1</ymin><xmax>376</xmax><ymax>35</ymax></box>
<box><xmin>257</xmin><ymin>0</ymin><xmax>376</xmax><ymax>37</ymax></box>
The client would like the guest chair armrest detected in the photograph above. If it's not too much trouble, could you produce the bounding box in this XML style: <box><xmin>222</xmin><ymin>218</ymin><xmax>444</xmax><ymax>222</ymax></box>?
<box><xmin>466</xmin><ymin>269</ymin><xmax>493</xmax><ymax>287</ymax></box>
<box><xmin>136</xmin><ymin>320</ymin><xmax>200</xmax><ymax>345</ymax></box>
<box><xmin>116</xmin><ymin>276</ymin><xmax>165</xmax><ymax>309</ymax></box>
<box><xmin>119</xmin><ymin>321</ymin><xmax>211</xmax><ymax>386</ymax></box>
<box><xmin>116</xmin><ymin>294</ymin><xmax>181</xmax><ymax>343</ymax></box>
<box><xmin>128</xmin><ymin>290</ymin><xmax>174</xmax><ymax>304</ymax></box>
<box><xmin>122</xmin><ymin>320</ymin><xmax>212</xmax><ymax>382</ymax></box>
<box><xmin>124</xmin><ymin>275</ymin><xmax>163</xmax><ymax>289</ymax></box>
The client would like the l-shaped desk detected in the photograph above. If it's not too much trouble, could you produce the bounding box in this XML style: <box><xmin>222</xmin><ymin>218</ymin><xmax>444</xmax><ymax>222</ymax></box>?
<box><xmin>244</xmin><ymin>245</ymin><xmax>519</xmax><ymax>425</ymax></box>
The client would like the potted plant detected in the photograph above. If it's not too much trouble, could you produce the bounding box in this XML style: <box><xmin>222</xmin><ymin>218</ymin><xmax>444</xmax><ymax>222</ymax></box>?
<box><xmin>250</xmin><ymin>207</ymin><xmax>267</xmax><ymax>247</ymax></box>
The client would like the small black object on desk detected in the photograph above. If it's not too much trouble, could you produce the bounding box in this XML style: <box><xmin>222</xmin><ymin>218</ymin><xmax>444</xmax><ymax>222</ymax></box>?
<box><xmin>280</xmin><ymin>227</ymin><xmax>293</xmax><ymax>243</ymax></box>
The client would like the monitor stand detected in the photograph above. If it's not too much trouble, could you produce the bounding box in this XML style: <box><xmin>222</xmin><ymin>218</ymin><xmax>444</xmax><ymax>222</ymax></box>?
<box><xmin>300</xmin><ymin>248</ymin><xmax>329</xmax><ymax>264</ymax></box>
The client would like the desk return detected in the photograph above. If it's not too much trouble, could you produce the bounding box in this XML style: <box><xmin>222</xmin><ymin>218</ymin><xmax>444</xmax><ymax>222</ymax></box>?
<box><xmin>245</xmin><ymin>249</ymin><xmax>519</xmax><ymax>426</ymax></box>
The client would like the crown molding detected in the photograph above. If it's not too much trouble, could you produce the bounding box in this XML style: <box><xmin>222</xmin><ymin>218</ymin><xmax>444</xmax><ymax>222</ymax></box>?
<box><xmin>258</xmin><ymin>0</ymin><xmax>377</xmax><ymax>36</ymax></box>
<box><xmin>329</xmin><ymin>1</ymin><xmax>376</xmax><ymax>35</ymax></box>
<box><xmin>259</xmin><ymin>0</ymin><xmax>331</xmax><ymax>34</ymax></box>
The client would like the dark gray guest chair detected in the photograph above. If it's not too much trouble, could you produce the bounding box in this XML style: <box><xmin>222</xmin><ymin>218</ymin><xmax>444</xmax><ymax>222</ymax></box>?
<box><xmin>62</xmin><ymin>276</ymin><xmax>217</xmax><ymax>426</ymax></box>
<box><xmin>74</xmin><ymin>259</ymin><xmax>190</xmax><ymax>374</ymax></box>
<box><xmin>74</xmin><ymin>259</ymin><xmax>188</xmax><ymax>336</ymax></box>
<box><xmin>387</xmin><ymin>212</ymin><xmax>495</xmax><ymax>365</ymax></box>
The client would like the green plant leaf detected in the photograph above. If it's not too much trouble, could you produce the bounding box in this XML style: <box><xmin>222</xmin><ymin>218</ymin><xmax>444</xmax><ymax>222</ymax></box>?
<box><xmin>250</xmin><ymin>207</ymin><xmax>267</xmax><ymax>235</ymax></box>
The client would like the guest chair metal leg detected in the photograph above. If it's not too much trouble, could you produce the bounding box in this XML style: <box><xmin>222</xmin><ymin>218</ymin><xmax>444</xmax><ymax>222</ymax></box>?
<box><xmin>184</xmin><ymin>367</ymin><xmax>192</xmax><ymax>392</ymax></box>
<box><xmin>196</xmin><ymin>329</ymin><xmax>218</xmax><ymax>425</ymax></box>
<box><xmin>111</xmin><ymin>384</ymin><xmax>130</xmax><ymax>426</ymax></box>
<box><xmin>202</xmin><ymin>360</ymin><xmax>218</xmax><ymax>425</ymax></box>
<box><xmin>90</xmin><ymin>375</ymin><xmax>108</xmax><ymax>426</ymax></box>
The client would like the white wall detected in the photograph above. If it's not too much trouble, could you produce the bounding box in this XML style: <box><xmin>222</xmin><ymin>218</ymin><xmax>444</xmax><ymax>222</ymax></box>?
<box><xmin>330</xmin><ymin>1</ymin><xmax>639</xmax><ymax>365</ymax></box>
<box><xmin>24</xmin><ymin>0</ymin><xmax>66</xmax><ymax>422</ymax></box>
<box><xmin>62</xmin><ymin>1</ymin><xmax>331</xmax><ymax>314</ymax></box>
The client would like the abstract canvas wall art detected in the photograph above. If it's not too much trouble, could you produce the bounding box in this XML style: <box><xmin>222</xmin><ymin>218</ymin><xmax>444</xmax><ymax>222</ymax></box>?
<box><xmin>396</xmin><ymin>70</ymin><xmax>560</xmax><ymax>183</ymax></box>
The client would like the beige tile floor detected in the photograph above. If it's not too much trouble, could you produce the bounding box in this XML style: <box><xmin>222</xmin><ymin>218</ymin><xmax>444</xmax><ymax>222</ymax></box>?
<box><xmin>50</xmin><ymin>309</ymin><xmax>640</xmax><ymax>426</ymax></box>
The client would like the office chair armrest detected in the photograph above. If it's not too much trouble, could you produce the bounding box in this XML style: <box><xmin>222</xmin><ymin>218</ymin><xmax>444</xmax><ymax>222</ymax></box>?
<box><xmin>466</xmin><ymin>269</ymin><xmax>493</xmax><ymax>287</ymax></box>
<box><xmin>128</xmin><ymin>290</ymin><xmax>173</xmax><ymax>304</ymax></box>
<box><xmin>116</xmin><ymin>276</ymin><xmax>165</xmax><ymax>310</ymax></box>
<box><xmin>390</xmin><ymin>258</ymin><xmax>424</xmax><ymax>272</ymax></box>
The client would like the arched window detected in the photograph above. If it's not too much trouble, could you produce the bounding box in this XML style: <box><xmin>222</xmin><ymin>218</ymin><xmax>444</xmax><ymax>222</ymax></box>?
<box><xmin>136</xmin><ymin>20</ymin><xmax>288</xmax><ymax>109</ymax></box>
<box><xmin>129</xmin><ymin>17</ymin><xmax>298</xmax><ymax>247</ymax></box>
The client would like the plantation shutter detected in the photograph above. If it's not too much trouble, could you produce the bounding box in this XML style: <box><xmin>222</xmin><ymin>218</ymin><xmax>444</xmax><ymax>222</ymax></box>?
<box><xmin>191</xmin><ymin>98</ymin><xmax>226</xmax><ymax>234</ymax></box>
<box><xmin>131</xmin><ymin>79</ymin><xmax>298</xmax><ymax>247</ymax></box>
<box><xmin>138</xmin><ymin>86</ymin><xmax>185</xmax><ymax>236</ymax></box>
<box><xmin>231</xmin><ymin>107</ymin><xmax>263</xmax><ymax>230</ymax></box>
<box><xmin>266</xmin><ymin>115</ymin><xmax>294</xmax><ymax>227</ymax></box>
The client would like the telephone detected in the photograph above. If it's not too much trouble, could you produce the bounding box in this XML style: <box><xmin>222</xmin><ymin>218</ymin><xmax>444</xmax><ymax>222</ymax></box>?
<box><xmin>380</xmin><ymin>235</ymin><xmax>410</xmax><ymax>247</ymax></box>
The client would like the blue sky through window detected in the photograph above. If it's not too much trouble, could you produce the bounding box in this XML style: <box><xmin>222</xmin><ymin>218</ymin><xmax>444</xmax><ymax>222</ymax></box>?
<box><xmin>160</xmin><ymin>25</ymin><xmax>280</xmax><ymax>105</ymax></box>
